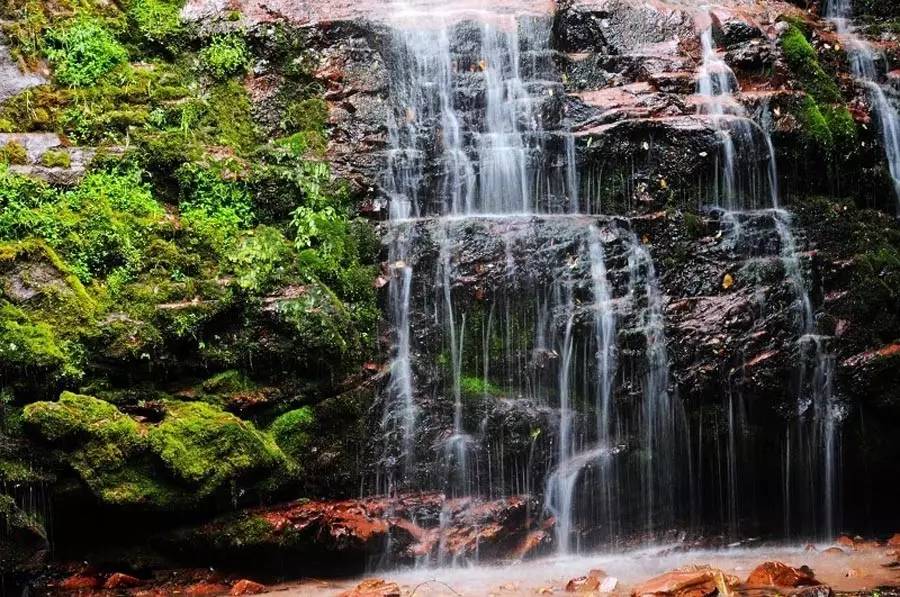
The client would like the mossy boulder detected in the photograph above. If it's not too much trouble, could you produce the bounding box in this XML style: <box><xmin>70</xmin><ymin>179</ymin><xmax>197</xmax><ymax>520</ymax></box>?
<box><xmin>268</xmin><ymin>407</ymin><xmax>314</xmax><ymax>461</ymax></box>
<box><xmin>147</xmin><ymin>400</ymin><xmax>285</xmax><ymax>496</ymax></box>
<box><xmin>0</xmin><ymin>240</ymin><xmax>96</xmax><ymax>392</ymax></box>
<box><xmin>23</xmin><ymin>393</ymin><xmax>289</xmax><ymax>509</ymax></box>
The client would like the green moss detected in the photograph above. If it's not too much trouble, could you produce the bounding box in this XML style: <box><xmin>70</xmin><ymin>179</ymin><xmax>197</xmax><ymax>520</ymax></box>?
<box><xmin>0</xmin><ymin>141</ymin><xmax>28</xmax><ymax>165</ymax></box>
<box><xmin>798</xmin><ymin>95</ymin><xmax>834</xmax><ymax>148</ymax></box>
<box><xmin>821</xmin><ymin>104</ymin><xmax>858</xmax><ymax>148</ymax></box>
<box><xmin>781</xmin><ymin>25</ymin><xmax>841</xmax><ymax>104</ymax></box>
<box><xmin>199</xmin><ymin>33</ymin><xmax>250</xmax><ymax>79</ymax></box>
<box><xmin>24</xmin><ymin>391</ymin><xmax>141</xmax><ymax>445</ymax></box>
<box><xmin>268</xmin><ymin>407</ymin><xmax>314</xmax><ymax>460</ymax></box>
<box><xmin>147</xmin><ymin>400</ymin><xmax>284</xmax><ymax>493</ymax></box>
<box><xmin>126</xmin><ymin>0</ymin><xmax>184</xmax><ymax>47</ymax></box>
<box><xmin>0</xmin><ymin>302</ymin><xmax>81</xmax><ymax>381</ymax></box>
<box><xmin>45</xmin><ymin>17</ymin><xmax>129</xmax><ymax>87</ymax></box>
<box><xmin>39</xmin><ymin>149</ymin><xmax>71</xmax><ymax>168</ymax></box>
<box><xmin>459</xmin><ymin>375</ymin><xmax>504</xmax><ymax>398</ymax></box>
<box><xmin>203</xmin><ymin>80</ymin><xmax>260</xmax><ymax>152</ymax></box>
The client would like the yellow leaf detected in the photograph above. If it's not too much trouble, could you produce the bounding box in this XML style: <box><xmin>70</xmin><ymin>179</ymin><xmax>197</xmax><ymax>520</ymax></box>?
<box><xmin>722</xmin><ymin>273</ymin><xmax>734</xmax><ymax>289</ymax></box>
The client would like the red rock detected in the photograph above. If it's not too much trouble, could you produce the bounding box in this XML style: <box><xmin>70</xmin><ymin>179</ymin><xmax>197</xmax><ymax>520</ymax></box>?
<box><xmin>888</xmin><ymin>533</ymin><xmax>900</xmax><ymax>547</ymax></box>
<box><xmin>631</xmin><ymin>566</ymin><xmax>738</xmax><ymax>597</ymax></box>
<box><xmin>104</xmin><ymin>572</ymin><xmax>142</xmax><ymax>589</ymax></box>
<box><xmin>339</xmin><ymin>578</ymin><xmax>401</xmax><ymax>597</ymax></box>
<box><xmin>836</xmin><ymin>535</ymin><xmax>855</xmax><ymax>549</ymax></box>
<box><xmin>185</xmin><ymin>582</ymin><xmax>231</xmax><ymax>596</ymax></box>
<box><xmin>566</xmin><ymin>569</ymin><xmax>606</xmax><ymax>592</ymax></box>
<box><xmin>231</xmin><ymin>579</ymin><xmax>266</xmax><ymax>595</ymax></box>
<box><xmin>746</xmin><ymin>562</ymin><xmax>820</xmax><ymax>588</ymax></box>
<box><xmin>60</xmin><ymin>574</ymin><xmax>101</xmax><ymax>590</ymax></box>
<box><xmin>822</xmin><ymin>547</ymin><xmax>847</xmax><ymax>556</ymax></box>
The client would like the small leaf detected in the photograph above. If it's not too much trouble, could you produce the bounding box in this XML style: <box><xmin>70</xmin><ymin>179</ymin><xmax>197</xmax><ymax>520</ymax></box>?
<box><xmin>722</xmin><ymin>273</ymin><xmax>734</xmax><ymax>290</ymax></box>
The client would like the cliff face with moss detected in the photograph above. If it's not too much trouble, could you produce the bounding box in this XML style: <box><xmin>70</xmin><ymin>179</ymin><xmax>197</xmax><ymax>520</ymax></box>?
<box><xmin>0</xmin><ymin>0</ymin><xmax>381</xmax><ymax>579</ymax></box>
<box><xmin>1</xmin><ymin>0</ymin><xmax>899</xmax><ymax>588</ymax></box>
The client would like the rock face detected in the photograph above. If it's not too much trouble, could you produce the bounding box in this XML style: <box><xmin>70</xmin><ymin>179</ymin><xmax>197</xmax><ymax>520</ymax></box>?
<box><xmin>162</xmin><ymin>493</ymin><xmax>550</xmax><ymax>574</ymax></box>
<box><xmin>2</xmin><ymin>0</ymin><xmax>900</xmax><ymax>585</ymax></box>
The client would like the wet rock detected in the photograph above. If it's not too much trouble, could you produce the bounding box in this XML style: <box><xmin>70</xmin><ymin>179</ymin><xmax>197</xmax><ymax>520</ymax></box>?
<box><xmin>745</xmin><ymin>561</ymin><xmax>820</xmax><ymax>588</ymax></box>
<box><xmin>230</xmin><ymin>579</ymin><xmax>266</xmax><ymax>595</ymax></box>
<box><xmin>631</xmin><ymin>566</ymin><xmax>738</xmax><ymax>597</ymax></box>
<box><xmin>104</xmin><ymin>572</ymin><xmax>142</xmax><ymax>589</ymax></box>
<box><xmin>59</xmin><ymin>574</ymin><xmax>101</xmax><ymax>590</ymax></box>
<box><xmin>185</xmin><ymin>581</ymin><xmax>231</xmax><ymax>596</ymax></box>
<box><xmin>164</xmin><ymin>493</ymin><xmax>547</xmax><ymax>575</ymax></box>
<box><xmin>339</xmin><ymin>578</ymin><xmax>401</xmax><ymax>597</ymax></box>
<box><xmin>888</xmin><ymin>533</ymin><xmax>900</xmax><ymax>547</ymax></box>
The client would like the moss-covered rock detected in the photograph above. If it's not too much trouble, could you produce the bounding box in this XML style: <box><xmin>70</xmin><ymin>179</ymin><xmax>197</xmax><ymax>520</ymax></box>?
<box><xmin>148</xmin><ymin>400</ymin><xmax>284</xmax><ymax>493</ymax></box>
<box><xmin>268</xmin><ymin>407</ymin><xmax>314</xmax><ymax>461</ymax></box>
<box><xmin>23</xmin><ymin>393</ymin><xmax>289</xmax><ymax>509</ymax></box>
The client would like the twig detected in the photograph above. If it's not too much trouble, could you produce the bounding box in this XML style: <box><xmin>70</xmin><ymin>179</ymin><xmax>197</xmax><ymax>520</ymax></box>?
<box><xmin>409</xmin><ymin>578</ymin><xmax>464</xmax><ymax>596</ymax></box>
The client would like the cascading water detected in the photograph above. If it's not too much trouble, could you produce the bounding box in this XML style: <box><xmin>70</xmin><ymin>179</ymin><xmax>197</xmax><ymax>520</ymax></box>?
<box><xmin>377</xmin><ymin>0</ymin><xmax>849</xmax><ymax>560</ymax></box>
<box><xmin>696</xmin><ymin>22</ymin><xmax>841</xmax><ymax>539</ymax></box>
<box><xmin>827</xmin><ymin>0</ymin><xmax>900</xmax><ymax>210</ymax></box>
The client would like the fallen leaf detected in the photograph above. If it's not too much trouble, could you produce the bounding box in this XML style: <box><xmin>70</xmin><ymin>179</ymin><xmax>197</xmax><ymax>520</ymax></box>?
<box><xmin>722</xmin><ymin>273</ymin><xmax>734</xmax><ymax>289</ymax></box>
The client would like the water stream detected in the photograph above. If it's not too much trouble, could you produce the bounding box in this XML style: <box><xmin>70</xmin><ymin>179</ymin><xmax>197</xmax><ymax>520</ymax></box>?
<box><xmin>827</xmin><ymin>0</ymin><xmax>900</xmax><ymax>211</ymax></box>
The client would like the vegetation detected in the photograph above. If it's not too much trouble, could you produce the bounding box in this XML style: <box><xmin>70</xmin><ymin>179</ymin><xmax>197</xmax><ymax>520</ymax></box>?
<box><xmin>0</xmin><ymin>0</ymin><xmax>376</xmax><ymax>535</ymax></box>
<box><xmin>45</xmin><ymin>18</ymin><xmax>129</xmax><ymax>87</ymax></box>
<box><xmin>780</xmin><ymin>24</ymin><xmax>857</xmax><ymax>151</ymax></box>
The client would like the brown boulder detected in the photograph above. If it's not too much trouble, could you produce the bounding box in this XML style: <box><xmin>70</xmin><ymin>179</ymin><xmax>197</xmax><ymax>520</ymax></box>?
<box><xmin>231</xmin><ymin>579</ymin><xmax>267</xmax><ymax>595</ymax></box>
<box><xmin>104</xmin><ymin>572</ymin><xmax>142</xmax><ymax>589</ymax></box>
<box><xmin>888</xmin><ymin>533</ymin><xmax>900</xmax><ymax>547</ymax></box>
<box><xmin>339</xmin><ymin>578</ymin><xmax>401</xmax><ymax>597</ymax></box>
<box><xmin>746</xmin><ymin>562</ymin><xmax>820</xmax><ymax>588</ymax></box>
<box><xmin>631</xmin><ymin>566</ymin><xmax>738</xmax><ymax>597</ymax></box>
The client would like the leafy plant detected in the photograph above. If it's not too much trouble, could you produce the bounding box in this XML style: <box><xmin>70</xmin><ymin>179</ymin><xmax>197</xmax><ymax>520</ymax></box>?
<box><xmin>45</xmin><ymin>18</ymin><xmax>128</xmax><ymax>87</ymax></box>
<box><xmin>199</xmin><ymin>34</ymin><xmax>250</xmax><ymax>79</ymax></box>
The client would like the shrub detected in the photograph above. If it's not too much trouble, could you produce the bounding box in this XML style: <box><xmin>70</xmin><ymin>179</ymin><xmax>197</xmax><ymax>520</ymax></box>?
<box><xmin>199</xmin><ymin>34</ymin><xmax>250</xmax><ymax>79</ymax></box>
<box><xmin>45</xmin><ymin>18</ymin><xmax>128</xmax><ymax>87</ymax></box>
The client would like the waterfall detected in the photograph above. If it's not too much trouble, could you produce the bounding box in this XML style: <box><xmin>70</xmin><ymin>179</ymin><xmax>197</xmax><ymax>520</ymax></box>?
<box><xmin>827</xmin><ymin>0</ymin><xmax>900</xmax><ymax>210</ymax></box>
<box><xmin>696</xmin><ymin>23</ymin><xmax>840</xmax><ymax>539</ymax></box>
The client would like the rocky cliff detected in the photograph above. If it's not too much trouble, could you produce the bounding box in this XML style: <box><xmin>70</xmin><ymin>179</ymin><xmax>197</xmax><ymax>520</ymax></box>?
<box><xmin>0</xmin><ymin>0</ymin><xmax>899</xmax><ymax>590</ymax></box>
